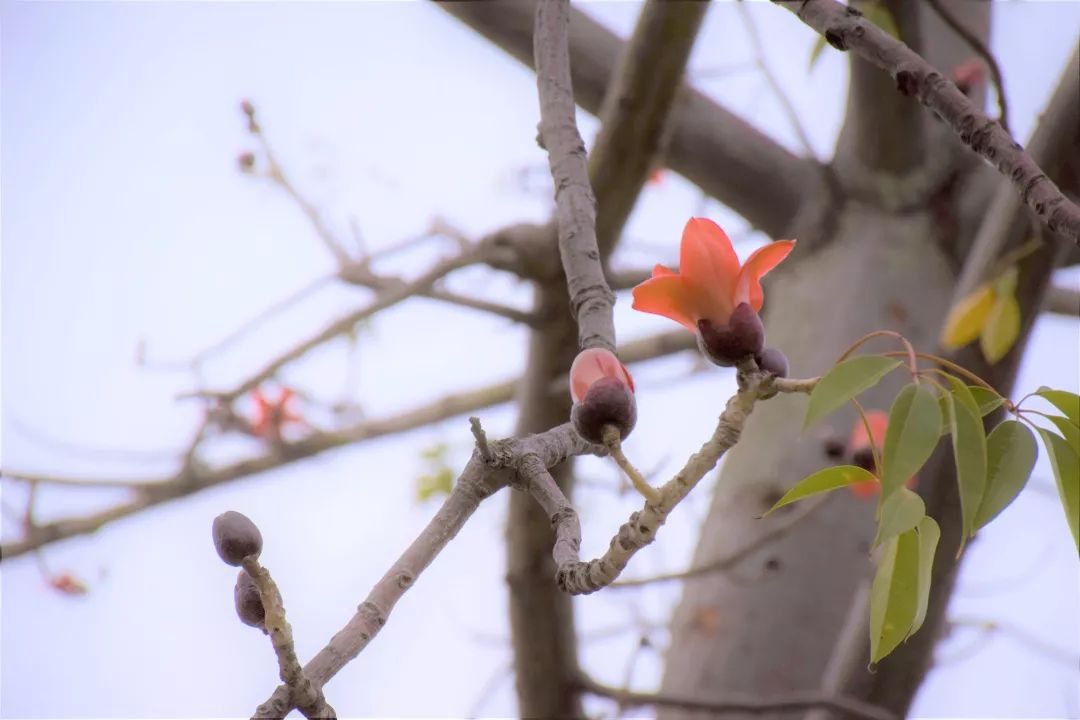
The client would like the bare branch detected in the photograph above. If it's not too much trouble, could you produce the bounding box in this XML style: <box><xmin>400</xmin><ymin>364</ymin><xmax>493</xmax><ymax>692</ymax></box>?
<box><xmin>923</xmin><ymin>0</ymin><xmax>1009</xmax><ymax>132</ymax></box>
<box><xmin>554</xmin><ymin>365</ymin><xmax>816</xmax><ymax>595</ymax></box>
<box><xmin>1044</xmin><ymin>285</ymin><xmax>1080</xmax><ymax>317</ymax></box>
<box><xmin>774</xmin><ymin>0</ymin><xmax>1080</xmax><ymax>242</ymax></box>
<box><xmin>0</xmin><ymin>329</ymin><xmax>696</xmax><ymax>561</ymax></box>
<box><xmin>576</xmin><ymin>673</ymin><xmax>898</xmax><ymax>720</ymax></box>
<box><xmin>242</xmin><ymin>556</ymin><xmax>336</xmax><ymax>719</ymax></box>
<box><xmin>254</xmin><ymin>423</ymin><xmax>602</xmax><ymax>718</ymax></box>
<box><xmin>534</xmin><ymin>0</ymin><xmax>615</xmax><ymax>351</ymax></box>
<box><xmin>611</xmin><ymin>495</ymin><xmax>828</xmax><ymax>589</ymax></box>
<box><xmin>438</xmin><ymin>0</ymin><xmax>818</xmax><ymax>239</ymax></box>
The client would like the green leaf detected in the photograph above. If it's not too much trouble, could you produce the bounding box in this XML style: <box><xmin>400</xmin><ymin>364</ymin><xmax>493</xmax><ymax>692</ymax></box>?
<box><xmin>1046</xmin><ymin>416</ymin><xmax>1080</xmax><ymax>456</ymax></box>
<box><xmin>909</xmin><ymin>517</ymin><xmax>940</xmax><ymax>638</ymax></box>
<box><xmin>973</xmin><ymin>420</ymin><xmax>1037</xmax><ymax>531</ymax></box>
<box><xmin>882</xmin><ymin>384</ymin><xmax>942</xmax><ymax>499</ymax></box>
<box><xmin>869</xmin><ymin>529</ymin><xmax>919</xmax><ymax>663</ymax></box>
<box><xmin>804</xmin><ymin>356</ymin><xmax>902</xmax><ymax>429</ymax></box>
<box><xmin>1036</xmin><ymin>388</ymin><xmax>1080</xmax><ymax>427</ymax></box>
<box><xmin>969</xmin><ymin>386</ymin><xmax>1006</xmax><ymax>417</ymax></box>
<box><xmin>764</xmin><ymin>465</ymin><xmax>877</xmax><ymax>516</ymax></box>
<box><xmin>1037</xmin><ymin>428</ymin><xmax>1079</xmax><ymax>553</ymax></box>
<box><xmin>873</xmin><ymin>487</ymin><xmax>926</xmax><ymax>548</ymax></box>
<box><xmin>979</xmin><ymin>291</ymin><xmax>1020</xmax><ymax>364</ymax></box>
<box><xmin>943</xmin><ymin>386</ymin><xmax>988</xmax><ymax>545</ymax></box>
<box><xmin>937</xmin><ymin>384</ymin><xmax>1004</xmax><ymax>437</ymax></box>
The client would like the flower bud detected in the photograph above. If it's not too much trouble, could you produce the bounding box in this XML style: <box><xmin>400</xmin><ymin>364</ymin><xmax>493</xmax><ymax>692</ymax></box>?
<box><xmin>212</xmin><ymin>511</ymin><xmax>263</xmax><ymax>566</ymax></box>
<box><xmin>851</xmin><ymin>446</ymin><xmax>877</xmax><ymax>473</ymax></box>
<box><xmin>571</xmin><ymin>377</ymin><xmax>637</xmax><ymax>444</ymax></box>
<box><xmin>696</xmin><ymin>303</ymin><xmax>765</xmax><ymax>366</ymax></box>
<box><xmin>755</xmin><ymin>347</ymin><xmax>789</xmax><ymax>378</ymax></box>
<box><xmin>234</xmin><ymin>570</ymin><xmax>266</xmax><ymax>631</ymax></box>
<box><xmin>237</xmin><ymin>152</ymin><xmax>256</xmax><ymax>172</ymax></box>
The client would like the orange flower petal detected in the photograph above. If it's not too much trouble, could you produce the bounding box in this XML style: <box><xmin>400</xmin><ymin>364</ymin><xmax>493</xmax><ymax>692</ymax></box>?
<box><xmin>848</xmin><ymin>410</ymin><xmax>889</xmax><ymax>451</ymax></box>
<box><xmin>569</xmin><ymin>348</ymin><xmax>634</xmax><ymax>403</ymax></box>
<box><xmin>734</xmin><ymin>239</ymin><xmax>796</xmax><ymax>311</ymax></box>
<box><xmin>679</xmin><ymin>218</ymin><xmax>740</xmax><ymax>322</ymax></box>
<box><xmin>848</xmin><ymin>480</ymin><xmax>880</xmax><ymax>500</ymax></box>
<box><xmin>651</xmin><ymin>263</ymin><xmax>677</xmax><ymax>278</ymax></box>
<box><xmin>631</xmin><ymin>274</ymin><xmax>699</xmax><ymax>332</ymax></box>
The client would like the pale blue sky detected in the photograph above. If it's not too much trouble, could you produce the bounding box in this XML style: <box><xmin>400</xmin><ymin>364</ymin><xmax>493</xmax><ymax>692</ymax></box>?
<box><xmin>2</xmin><ymin>2</ymin><xmax>1078</xmax><ymax>717</ymax></box>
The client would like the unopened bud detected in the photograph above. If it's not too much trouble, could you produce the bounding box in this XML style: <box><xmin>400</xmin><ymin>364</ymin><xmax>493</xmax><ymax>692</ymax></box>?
<box><xmin>212</xmin><ymin>511</ymin><xmax>263</xmax><ymax>566</ymax></box>
<box><xmin>571</xmin><ymin>377</ymin><xmax>637</xmax><ymax>444</ymax></box>
<box><xmin>234</xmin><ymin>570</ymin><xmax>266</xmax><ymax>631</ymax></box>
<box><xmin>755</xmin><ymin>347</ymin><xmax>789</xmax><ymax>378</ymax></box>
<box><xmin>696</xmin><ymin>303</ymin><xmax>765</xmax><ymax>367</ymax></box>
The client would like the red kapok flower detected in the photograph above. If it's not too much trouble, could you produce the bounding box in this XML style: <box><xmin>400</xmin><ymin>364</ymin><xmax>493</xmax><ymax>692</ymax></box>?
<box><xmin>631</xmin><ymin>218</ymin><xmax>795</xmax><ymax>332</ymax></box>
<box><xmin>569</xmin><ymin>348</ymin><xmax>634</xmax><ymax>403</ymax></box>
<box><xmin>846</xmin><ymin>411</ymin><xmax>917</xmax><ymax>499</ymax></box>
<box><xmin>251</xmin><ymin>387</ymin><xmax>303</xmax><ymax>440</ymax></box>
<box><xmin>569</xmin><ymin>348</ymin><xmax>636</xmax><ymax>443</ymax></box>
<box><xmin>48</xmin><ymin>572</ymin><xmax>89</xmax><ymax>596</ymax></box>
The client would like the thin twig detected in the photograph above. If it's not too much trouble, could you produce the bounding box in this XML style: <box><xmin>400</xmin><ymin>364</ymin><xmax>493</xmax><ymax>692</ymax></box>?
<box><xmin>242</xmin><ymin>557</ymin><xmax>336</xmax><ymax>719</ymax></box>
<box><xmin>602</xmin><ymin>425</ymin><xmax>661</xmax><ymax>504</ymax></box>
<box><xmin>737</xmin><ymin>0</ymin><xmax>817</xmax><ymax>159</ymax></box>
<box><xmin>612</xmin><ymin>495</ymin><xmax>828</xmax><ymax>588</ymax></box>
<box><xmin>576</xmin><ymin>673</ymin><xmax>898</xmax><ymax>720</ymax></box>
<box><xmin>468</xmin><ymin>416</ymin><xmax>492</xmax><ymax>463</ymax></box>
<box><xmin>922</xmin><ymin>0</ymin><xmax>1009</xmax><ymax>133</ymax></box>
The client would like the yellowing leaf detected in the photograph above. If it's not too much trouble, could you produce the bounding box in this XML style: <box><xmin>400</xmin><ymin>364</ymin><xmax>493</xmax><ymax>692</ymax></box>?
<box><xmin>763</xmin><ymin>465</ymin><xmax>877</xmax><ymax>516</ymax></box>
<box><xmin>940</xmin><ymin>284</ymin><xmax>995</xmax><ymax>349</ymax></box>
<box><xmin>979</xmin><ymin>291</ymin><xmax>1021</xmax><ymax>364</ymax></box>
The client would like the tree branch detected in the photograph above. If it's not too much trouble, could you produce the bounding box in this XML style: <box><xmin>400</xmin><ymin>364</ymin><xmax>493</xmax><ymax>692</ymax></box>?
<box><xmin>774</xmin><ymin>0</ymin><xmax>1080</xmax><ymax>242</ymax></box>
<box><xmin>576</xmin><ymin>673</ymin><xmax>897</xmax><ymax>720</ymax></box>
<box><xmin>242</xmin><ymin>556</ymin><xmax>336</xmax><ymax>719</ymax></box>
<box><xmin>254</xmin><ymin>423</ymin><xmax>602</xmax><ymax>718</ymax></box>
<box><xmin>539</xmin><ymin>365</ymin><xmax>816</xmax><ymax>595</ymax></box>
<box><xmin>438</xmin><ymin>0</ymin><xmax>818</xmax><ymax>239</ymax></box>
<box><xmin>0</xmin><ymin>329</ymin><xmax>697</xmax><ymax>561</ymax></box>
<box><xmin>1044</xmin><ymin>285</ymin><xmax>1080</xmax><ymax>317</ymax></box>
<box><xmin>534</xmin><ymin>0</ymin><xmax>615</xmax><ymax>352</ymax></box>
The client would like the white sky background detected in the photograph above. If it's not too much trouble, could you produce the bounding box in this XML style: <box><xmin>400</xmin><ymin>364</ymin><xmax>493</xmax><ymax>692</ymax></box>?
<box><xmin>2</xmin><ymin>1</ymin><xmax>1078</xmax><ymax>717</ymax></box>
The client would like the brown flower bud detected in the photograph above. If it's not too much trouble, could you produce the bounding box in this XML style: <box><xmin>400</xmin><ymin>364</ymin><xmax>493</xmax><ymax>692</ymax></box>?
<box><xmin>212</xmin><ymin>511</ymin><xmax>263</xmax><ymax>566</ymax></box>
<box><xmin>696</xmin><ymin>303</ymin><xmax>765</xmax><ymax>367</ymax></box>
<box><xmin>234</xmin><ymin>570</ymin><xmax>266</xmax><ymax>631</ymax></box>
<box><xmin>240</xmin><ymin>99</ymin><xmax>256</xmax><ymax>118</ymax></box>
<box><xmin>851</xmin><ymin>446</ymin><xmax>877</xmax><ymax>474</ymax></box>
<box><xmin>237</xmin><ymin>152</ymin><xmax>256</xmax><ymax>172</ymax></box>
<box><xmin>571</xmin><ymin>377</ymin><xmax>637</xmax><ymax>444</ymax></box>
<box><xmin>755</xmin><ymin>347</ymin><xmax>789</xmax><ymax>378</ymax></box>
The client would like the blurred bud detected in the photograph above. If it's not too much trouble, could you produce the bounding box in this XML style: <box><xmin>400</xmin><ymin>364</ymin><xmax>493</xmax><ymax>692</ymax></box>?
<box><xmin>240</xmin><ymin>99</ymin><xmax>256</xmax><ymax>117</ymax></box>
<box><xmin>212</xmin><ymin>511</ymin><xmax>263</xmax><ymax>566</ymax></box>
<box><xmin>851</xmin><ymin>446</ymin><xmax>877</xmax><ymax>473</ymax></box>
<box><xmin>571</xmin><ymin>377</ymin><xmax>637</xmax><ymax>444</ymax></box>
<box><xmin>237</xmin><ymin>152</ymin><xmax>256</xmax><ymax>172</ymax></box>
<box><xmin>823</xmin><ymin>437</ymin><xmax>847</xmax><ymax>459</ymax></box>
<box><xmin>755</xmin><ymin>347</ymin><xmax>789</xmax><ymax>378</ymax></box>
<box><xmin>234</xmin><ymin>570</ymin><xmax>266</xmax><ymax>631</ymax></box>
<box><xmin>696</xmin><ymin>303</ymin><xmax>765</xmax><ymax>366</ymax></box>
